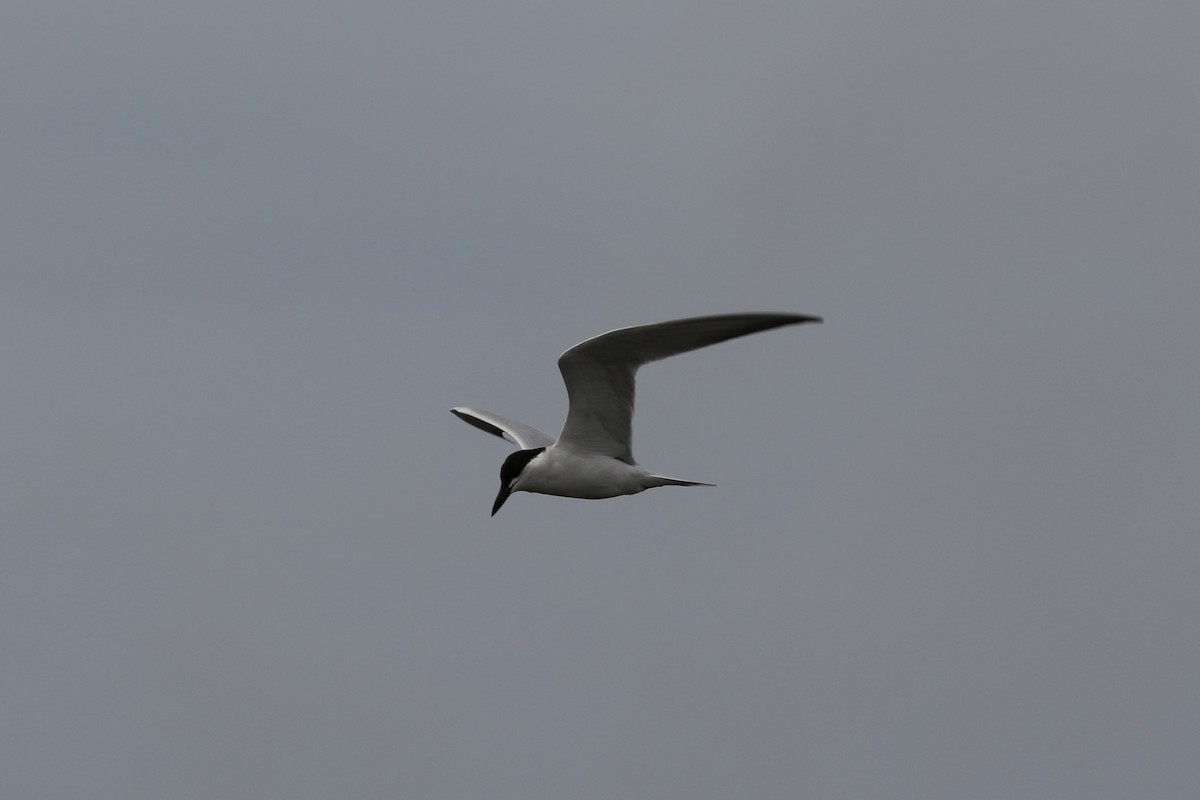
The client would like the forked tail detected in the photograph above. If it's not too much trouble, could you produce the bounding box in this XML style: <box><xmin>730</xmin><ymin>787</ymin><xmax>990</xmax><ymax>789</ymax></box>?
<box><xmin>650</xmin><ymin>475</ymin><xmax>716</xmax><ymax>488</ymax></box>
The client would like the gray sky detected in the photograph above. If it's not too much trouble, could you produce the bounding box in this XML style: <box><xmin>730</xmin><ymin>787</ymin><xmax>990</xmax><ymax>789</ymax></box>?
<box><xmin>4</xmin><ymin>1</ymin><xmax>1199</xmax><ymax>797</ymax></box>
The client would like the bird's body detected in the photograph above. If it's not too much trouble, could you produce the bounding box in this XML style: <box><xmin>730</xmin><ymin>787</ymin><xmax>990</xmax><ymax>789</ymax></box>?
<box><xmin>509</xmin><ymin>446</ymin><xmax>707</xmax><ymax>500</ymax></box>
<box><xmin>452</xmin><ymin>312</ymin><xmax>821</xmax><ymax>515</ymax></box>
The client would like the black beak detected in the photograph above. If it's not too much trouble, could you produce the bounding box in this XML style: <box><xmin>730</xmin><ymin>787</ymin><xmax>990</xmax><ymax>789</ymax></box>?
<box><xmin>491</xmin><ymin>484</ymin><xmax>512</xmax><ymax>516</ymax></box>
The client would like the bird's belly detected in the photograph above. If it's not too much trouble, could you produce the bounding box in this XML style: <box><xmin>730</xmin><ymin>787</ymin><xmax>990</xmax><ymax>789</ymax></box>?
<box><xmin>520</xmin><ymin>452</ymin><xmax>649</xmax><ymax>499</ymax></box>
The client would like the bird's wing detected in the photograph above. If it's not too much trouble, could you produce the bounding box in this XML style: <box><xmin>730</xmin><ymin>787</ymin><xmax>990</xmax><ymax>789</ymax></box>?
<box><xmin>555</xmin><ymin>312</ymin><xmax>821</xmax><ymax>461</ymax></box>
<box><xmin>451</xmin><ymin>407</ymin><xmax>556</xmax><ymax>450</ymax></box>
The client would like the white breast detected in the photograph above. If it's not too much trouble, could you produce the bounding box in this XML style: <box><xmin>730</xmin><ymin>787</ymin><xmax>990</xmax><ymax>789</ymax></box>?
<box><xmin>515</xmin><ymin>447</ymin><xmax>654</xmax><ymax>499</ymax></box>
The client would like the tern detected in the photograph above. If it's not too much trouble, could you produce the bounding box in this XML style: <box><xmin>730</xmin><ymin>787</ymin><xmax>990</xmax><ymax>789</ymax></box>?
<box><xmin>452</xmin><ymin>312</ymin><xmax>822</xmax><ymax>515</ymax></box>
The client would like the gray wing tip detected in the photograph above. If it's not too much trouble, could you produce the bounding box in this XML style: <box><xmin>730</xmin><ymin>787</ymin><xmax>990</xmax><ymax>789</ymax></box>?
<box><xmin>731</xmin><ymin>311</ymin><xmax>823</xmax><ymax>331</ymax></box>
<box><xmin>768</xmin><ymin>311</ymin><xmax>820</xmax><ymax>322</ymax></box>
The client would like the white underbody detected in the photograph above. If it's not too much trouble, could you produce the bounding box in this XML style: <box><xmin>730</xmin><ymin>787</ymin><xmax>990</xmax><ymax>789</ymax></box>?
<box><xmin>513</xmin><ymin>446</ymin><xmax>707</xmax><ymax>499</ymax></box>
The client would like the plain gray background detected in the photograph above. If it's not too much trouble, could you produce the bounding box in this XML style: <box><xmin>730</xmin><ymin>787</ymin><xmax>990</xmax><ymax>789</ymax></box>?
<box><xmin>4</xmin><ymin>1</ymin><xmax>1198</xmax><ymax>797</ymax></box>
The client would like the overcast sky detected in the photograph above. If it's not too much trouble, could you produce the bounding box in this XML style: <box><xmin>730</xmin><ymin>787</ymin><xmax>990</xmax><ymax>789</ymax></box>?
<box><xmin>4</xmin><ymin>2</ymin><xmax>1199</xmax><ymax>798</ymax></box>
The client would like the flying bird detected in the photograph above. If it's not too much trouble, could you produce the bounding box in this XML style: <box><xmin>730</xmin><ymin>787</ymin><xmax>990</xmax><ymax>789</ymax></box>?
<box><xmin>452</xmin><ymin>312</ymin><xmax>822</xmax><ymax>515</ymax></box>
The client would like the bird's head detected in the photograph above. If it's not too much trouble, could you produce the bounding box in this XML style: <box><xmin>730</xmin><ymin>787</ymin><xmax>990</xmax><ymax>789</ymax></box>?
<box><xmin>492</xmin><ymin>447</ymin><xmax>546</xmax><ymax>516</ymax></box>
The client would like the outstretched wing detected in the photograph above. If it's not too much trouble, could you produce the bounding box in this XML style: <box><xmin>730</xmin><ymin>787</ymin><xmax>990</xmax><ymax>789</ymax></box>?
<box><xmin>451</xmin><ymin>407</ymin><xmax>556</xmax><ymax>450</ymax></box>
<box><xmin>555</xmin><ymin>312</ymin><xmax>821</xmax><ymax>462</ymax></box>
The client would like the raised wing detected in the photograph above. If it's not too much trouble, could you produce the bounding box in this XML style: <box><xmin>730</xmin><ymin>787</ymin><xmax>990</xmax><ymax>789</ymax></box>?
<box><xmin>555</xmin><ymin>312</ymin><xmax>821</xmax><ymax>462</ymax></box>
<box><xmin>450</xmin><ymin>407</ymin><xmax>556</xmax><ymax>450</ymax></box>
